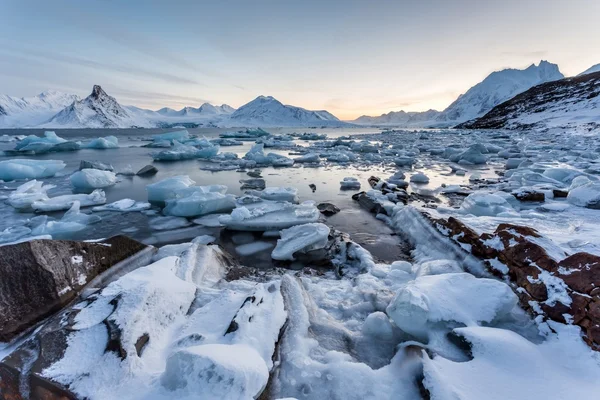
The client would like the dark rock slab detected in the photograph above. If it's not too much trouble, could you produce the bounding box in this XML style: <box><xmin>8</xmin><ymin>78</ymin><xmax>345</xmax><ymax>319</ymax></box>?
<box><xmin>317</xmin><ymin>202</ymin><xmax>340</xmax><ymax>216</ymax></box>
<box><xmin>136</xmin><ymin>164</ymin><xmax>158</xmax><ymax>176</ymax></box>
<box><xmin>79</xmin><ymin>160</ymin><xmax>114</xmax><ymax>171</ymax></box>
<box><xmin>0</xmin><ymin>235</ymin><xmax>148</xmax><ymax>342</ymax></box>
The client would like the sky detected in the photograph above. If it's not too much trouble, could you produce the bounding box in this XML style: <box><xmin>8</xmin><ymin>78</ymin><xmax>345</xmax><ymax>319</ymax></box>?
<box><xmin>1</xmin><ymin>0</ymin><xmax>599</xmax><ymax>120</ymax></box>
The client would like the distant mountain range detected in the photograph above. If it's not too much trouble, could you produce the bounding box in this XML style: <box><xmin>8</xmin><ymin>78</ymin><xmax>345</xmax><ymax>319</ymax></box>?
<box><xmin>0</xmin><ymin>60</ymin><xmax>598</xmax><ymax>129</ymax></box>
<box><xmin>0</xmin><ymin>86</ymin><xmax>344</xmax><ymax>129</ymax></box>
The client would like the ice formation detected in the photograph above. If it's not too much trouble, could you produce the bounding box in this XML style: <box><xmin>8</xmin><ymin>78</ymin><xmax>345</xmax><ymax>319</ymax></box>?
<box><xmin>70</xmin><ymin>169</ymin><xmax>117</xmax><ymax>190</ymax></box>
<box><xmin>146</xmin><ymin>176</ymin><xmax>196</xmax><ymax>203</ymax></box>
<box><xmin>32</xmin><ymin>189</ymin><xmax>107</xmax><ymax>212</ymax></box>
<box><xmin>219</xmin><ymin>200</ymin><xmax>320</xmax><ymax>231</ymax></box>
<box><xmin>0</xmin><ymin>159</ymin><xmax>66</xmax><ymax>181</ymax></box>
<box><xmin>340</xmin><ymin>177</ymin><xmax>361</xmax><ymax>190</ymax></box>
<box><xmin>163</xmin><ymin>186</ymin><xmax>236</xmax><ymax>217</ymax></box>
<box><xmin>271</xmin><ymin>223</ymin><xmax>330</xmax><ymax>260</ymax></box>
<box><xmin>84</xmin><ymin>135</ymin><xmax>119</xmax><ymax>149</ymax></box>
<box><xmin>7</xmin><ymin>180</ymin><xmax>55</xmax><ymax>210</ymax></box>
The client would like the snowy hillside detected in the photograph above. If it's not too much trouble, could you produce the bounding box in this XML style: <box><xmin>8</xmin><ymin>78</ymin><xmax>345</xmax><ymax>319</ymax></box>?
<box><xmin>227</xmin><ymin>95</ymin><xmax>348</xmax><ymax>127</ymax></box>
<box><xmin>437</xmin><ymin>60</ymin><xmax>564</xmax><ymax>125</ymax></box>
<box><xmin>579</xmin><ymin>63</ymin><xmax>600</xmax><ymax>76</ymax></box>
<box><xmin>0</xmin><ymin>90</ymin><xmax>79</xmax><ymax>127</ymax></box>
<box><xmin>43</xmin><ymin>85</ymin><xmax>153</xmax><ymax>128</ymax></box>
<box><xmin>457</xmin><ymin>71</ymin><xmax>600</xmax><ymax>130</ymax></box>
<box><xmin>353</xmin><ymin>109</ymin><xmax>441</xmax><ymax>127</ymax></box>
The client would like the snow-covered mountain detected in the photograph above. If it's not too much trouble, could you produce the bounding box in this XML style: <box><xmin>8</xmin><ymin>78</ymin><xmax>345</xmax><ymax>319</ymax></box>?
<box><xmin>0</xmin><ymin>90</ymin><xmax>79</xmax><ymax>127</ymax></box>
<box><xmin>43</xmin><ymin>85</ymin><xmax>153</xmax><ymax>128</ymax></box>
<box><xmin>156</xmin><ymin>103</ymin><xmax>235</xmax><ymax>117</ymax></box>
<box><xmin>353</xmin><ymin>60</ymin><xmax>564</xmax><ymax>128</ymax></box>
<box><xmin>457</xmin><ymin>71</ymin><xmax>600</xmax><ymax>130</ymax></box>
<box><xmin>353</xmin><ymin>109</ymin><xmax>441</xmax><ymax>127</ymax></box>
<box><xmin>579</xmin><ymin>63</ymin><xmax>600</xmax><ymax>77</ymax></box>
<box><xmin>227</xmin><ymin>95</ymin><xmax>347</xmax><ymax>127</ymax></box>
<box><xmin>437</xmin><ymin>60</ymin><xmax>564</xmax><ymax>125</ymax></box>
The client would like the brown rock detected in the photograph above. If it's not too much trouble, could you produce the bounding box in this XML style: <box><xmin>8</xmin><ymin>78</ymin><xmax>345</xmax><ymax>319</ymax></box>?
<box><xmin>512</xmin><ymin>189</ymin><xmax>545</xmax><ymax>202</ymax></box>
<box><xmin>0</xmin><ymin>235</ymin><xmax>148</xmax><ymax>342</ymax></box>
<box><xmin>558</xmin><ymin>252</ymin><xmax>600</xmax><ymax>295</ymax></box>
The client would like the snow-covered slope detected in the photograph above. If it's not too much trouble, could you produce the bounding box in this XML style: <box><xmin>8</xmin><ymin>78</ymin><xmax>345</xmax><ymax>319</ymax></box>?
<box><xmin>438</xmin><ymin>60</ymin><xmax>564</xmax><ymax>125</ymax></box>
<box><xmin>353</xmin><ymin>109</ymin><xmax>441</xmax><ymax>127</ymax></box>
<box><xmin>579</xmin><ymin>63</ymin><xmax>600</xmax><ymax>77</ymax></box>
<box><xmin>458</xmin><ymin>71</ymin><xmax>600</xmax><ymax>130</ymax></box>
<box><xmin>0</xmin><ymin>90</ymin><xmax>79</xmax><ymax>127</ymax></box>
<box><xmin>43</xmin><ymin>85</ymin><xmax>153</xmax><ymax>128</ymax></box>
<box><xmin>227</xmin><ymin>95</ymin><xmax>347</xmax><ymax>127</ymax></box>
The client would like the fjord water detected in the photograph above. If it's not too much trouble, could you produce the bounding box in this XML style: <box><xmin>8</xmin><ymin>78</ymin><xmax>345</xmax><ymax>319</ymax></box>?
<box><xmin>0</xmin><ymin>128</ymin><xmax>409</xmax><ymax>261</ymax></box>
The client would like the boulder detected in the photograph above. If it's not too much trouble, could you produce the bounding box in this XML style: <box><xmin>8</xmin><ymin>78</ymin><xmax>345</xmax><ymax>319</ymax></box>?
<box><xmin>317</xmin><ymin>202</ymin><xmax>340</xmax><ymax>216</ymax></box>
<box><xmin>79</xmin><ymin>160</ymin><xmax>114</xmax><ymax>171</ymax></box>
<box><xmin>136</xmin><ymin>164</ymin><xmax>158</xmax><ymax>176</ymax></box>
<box><xmin>0</xmin><ymin>235</ymin><xmax>149</xmax><ymax>342</ymax></box>
<box><xmin>512</xmin><ymin>189</ymin><xmax>545</xmax><ymax>202</ymax></box>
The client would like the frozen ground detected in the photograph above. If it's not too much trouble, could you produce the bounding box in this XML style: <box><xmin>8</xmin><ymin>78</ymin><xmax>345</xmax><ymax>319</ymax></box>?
<box><xmin>1</xmin><ymin>126</ymin><xmax>600</xmax><ymax>399</ymax></box>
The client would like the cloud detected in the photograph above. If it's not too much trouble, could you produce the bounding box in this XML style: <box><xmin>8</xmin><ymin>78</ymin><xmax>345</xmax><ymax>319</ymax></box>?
<box><xmin>110</xmin><ymin>88</ymin><xmax>212</xmax><ymax>109</ymax></box>
<box><xmin>0</xmin><ymin>44</ymin><xmax>202</xmax><ymax>86</ymax></box>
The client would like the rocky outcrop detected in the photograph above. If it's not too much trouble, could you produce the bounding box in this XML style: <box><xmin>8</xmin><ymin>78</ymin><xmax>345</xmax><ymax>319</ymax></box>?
<box><xmin>0</xmin><ymin>244</ymin><xmax>231</xmax><ymax>400</ymax></box>
<box><xmin>0</xmin><ymin>236</ymin><xmax>149</xmax><ymax>342</ymax></box>
<box><xmin>428</xmin><ymin>215</ymin><xmax>600</xmax><ymax>350</ymax></box>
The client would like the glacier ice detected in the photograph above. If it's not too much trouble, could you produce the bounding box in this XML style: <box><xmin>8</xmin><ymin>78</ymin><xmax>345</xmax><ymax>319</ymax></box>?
<box><xmin>150</xmin><ymin>140</ymin><xmax>201</xmax><ymax>161</ymax></box>
<box><xmin>340</xmin><ymin>177</ymin><xmax>361</xmax><ymax>190</ymax></box>
<box><xmin>460</xmin><ymin>192</ymin><xmax>515</xmax><ymax>216</ymax></box>
<box><xmin>70</xmin><ymin>169</ymin><xmax>117</xmax><ymax>190</ymax></box>
<box><xmin>32</xmin><ymin>189</ymin><xmax>106</xmax><ymax>212</ymax></box>
<box><xmin>147</xmin><ymin>175</ymin><xmax>195</xmax><ymax>203</ymax></box>
<box><xmin>0</xmin><ymin>159</ymin><xmax>66</xmax><ymax>181</ymax></box>
<box><xmin>92</xmin><ymin>198</ymin><xmax>151</xmax><ymax>212</ymax></box>
<box><xmin>7</xmin><ymin>180</ymin><xmax>55</xmax><ymax>210</ymax></box>
<box><xmin>219</xmin><ymin>200</ymin><xmax>320</xmax><ymax>231</ymax></box>
<box><xmin>243</xmin><ymin>143</ymin><xmax>294</xmax><ymax>166</ymax></box>
<box><xmin>83</xmin><ymin>135</ymin><xmax>119</xmax><ymax>149</ymax></box>
<box><xmin>31</xmin><ymin>201</ymin><xmax>102</xmax><ymax>236</ymax></box>
<box><xmin>152</xmin><ymin>129</ymin><xmax>190</xmax><ymax>142</ymax></box>
<box><xmin>163</xmin><ymin>187</ymin><xmax>236</xmax><ymax>217</ymax></box>
<box><xmin>246</xmin><ymin>187</ymin><xmax>299</xmax><ymax>203</ymax></box>
<box><xmin>271</xmin><ymin>222</ymin><xmax>330</xmax><ymax>260</ymax></box>
<box><xmin>386</xmin><ymin>272</ymin><xmax>517</xmax><ymax>339</ymax></box>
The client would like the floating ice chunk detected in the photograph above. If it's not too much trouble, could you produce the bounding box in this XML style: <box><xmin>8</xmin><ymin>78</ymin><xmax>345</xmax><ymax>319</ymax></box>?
<box><xmin>394</xmin><ymin>156</ymin><xmax>415</xmax><ymax>166</ymax></box>
<box><xmin>505</xmin><ymin>158</ymin><xmax>525</xmax><ymax>170</ymax></box>
<box><xmin>542</xmin><ymin>167</ymin><xmax>585</xmax><ymax>184</ymax></box>
<box><xmin>244</xmin><ymin>143</ymin><xmax>294</xmax><ymax>166</ymax></box>
<box><xmin>240</xmin><ymin>178</ymin><xmax>266</xmax><ymax>190</ymax></box>
<box><xmin>7</xmin><ymin>180</ymin><xmax>55</xmax><ymax>210</ymax></box>
<box><xmin>246</xmin><ymin>187</ymin><xmax>299</xmax><ymax>203</ymax></box>
<box><xmin>150</xmin><ymin>140</ymin><xmax>201</xmax><ymax>161</ymax></box>
<box><xmin>271</xmin><ymin>222</ymin><xmax>330</xmax><ymax>260</ymax></box>
<box><xmin>326</xmin><ymin>151</ymin><xmax>356</xmax><ymax>163</ymax></box>
<box><xmin>164</xmin><ymin>190</ymin><xmax>236</xmax><ymax>217</ymax></box>
<box><xmin>294</xmin><ymin>153</ymin><xmax>320</xmax><ymax>163</ymax></box>
<box><xmin>460</xmin><ymin>192</ymin><xmax>514</xmax><ymax>216</ymax></box>
<box><xmin>192</xmin><ymin>213</ymin><xmax>227</xmax><ymax>227</ymax></box>
<box><xmin>83</xmin><ymin>135</ymin><xmax>118</xmax><ymax>149</ymax></box>
<box><xmin>450</xmin><ymin>145</ymin><xmax>488</xmax><ymax>165</ymax></box>
<box><xmin>340</xmin><ymin>177</ymin><xmax>361</xmax><ymax>190</ymax></box>
<box><xmin>117</xmin><ymin>164</ymin><xmax>135</xmax><ymax>176</ymax></box>
<box><xmin>149</xmin><ymin>215</ymin><xmax>192</xmax><ymax>231</ymax></box>
<box><xmin>0</xmin><ymin>226</ymin><xmax>32</xmax><ymax>244</ymax></box>
<box><xmin>236</xmin><ymin>241</ymin><xmax>274</xmax><ymax>256</ymax></box>
<box><xmin>152</xmin><ymin>129</ymin><xmax>190</xmax><ymax>142</ymax></box>
<box><xmin>0</xmin><ymin>159</ymin><xmax>66</xmax><ymax>181</ymax></box>
<box><xmin>14</xmin><ymin>131</ymin><xmax>66</xmax><ymax>150</ymax></box>
<box><xmin>79</xmin><ymin>160</ymin><xmax>114</xmax><ymax>171</ymax></box>
<box><xmin>386</xmin><ymin>273</ymin><xmax>517</xmax><ymax>339</ymax></box>
<box><xmin>92</xmin><ymin>198</ymin><xmax>151</xmax><ymax>212</ymax></box>
<box><xmin>33</xmin><ymin>201</ymin><xmax>101</xmax><ymax>236</ymax></box>
<box><xmin>410</xmin><ymin>172</ymin><xmax>430</xmax><ymax>183</ymax></box>
<box><xmin>32</xmin><ymin>189</ymin><xmax>106</xmax><ymax>212</ymax></box>
<box><xmin>220</xmin><ymin>201</ymin><xmax>320</xmax><ymax>231</ymax></box>
<box><xmin>70</xmin><ymin>169</ymin><xmax>117</xmax><ymax>190</ymax></box>
<box><xmin>147</xmin><ymin>175</ymin><xmax>195</xmax><ymax>203</ymax></box>
<box><xmin>567</xmin><ymin>182</ymin><xmax>600</xmax><ymax>208</ymax></box>
<box><xmin>161</xmin><ymin>344</ymin><xmax>269</xmax><ymax>399</ymax></box>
